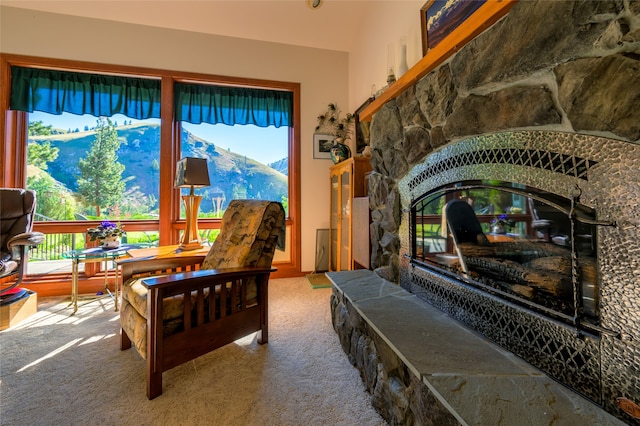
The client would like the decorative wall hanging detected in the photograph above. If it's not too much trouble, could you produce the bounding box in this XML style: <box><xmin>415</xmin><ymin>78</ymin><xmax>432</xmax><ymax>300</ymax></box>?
<box><xmin>420</xmin><ymin>0</ymin><xmax>487</xmax><ymax>54</ymax></box>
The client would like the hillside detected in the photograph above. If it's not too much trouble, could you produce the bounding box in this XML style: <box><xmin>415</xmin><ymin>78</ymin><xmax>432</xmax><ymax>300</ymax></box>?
<box><xmin>268</xmin><ymin>157</ymin><xmax>288</xmax><ymax>175</ymax></box>
<box><xmin>30</xmin><ymin>123</ymin><xmax>288</xmax><ymax>214</ymax></box>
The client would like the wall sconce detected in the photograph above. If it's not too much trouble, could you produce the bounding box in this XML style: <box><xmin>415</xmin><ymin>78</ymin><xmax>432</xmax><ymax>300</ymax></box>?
<box><xmin>175</xmin><ymin>157</ymin><xmax>210</xmax><ymax>250</ymax></box>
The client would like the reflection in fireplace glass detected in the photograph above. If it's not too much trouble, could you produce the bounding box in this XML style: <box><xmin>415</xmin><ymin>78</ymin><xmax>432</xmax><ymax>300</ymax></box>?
<box><xmin>411</xmin><ymin>180</ymin><xmax>598</xmax><ymax>325</ymax></box>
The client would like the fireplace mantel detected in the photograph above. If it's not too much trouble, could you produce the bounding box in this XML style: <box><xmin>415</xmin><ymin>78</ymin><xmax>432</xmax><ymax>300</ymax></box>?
<box><xmin>358</xmin><ymin>0</ymin><xmax>516</xmax><ymax>122</ymax></box>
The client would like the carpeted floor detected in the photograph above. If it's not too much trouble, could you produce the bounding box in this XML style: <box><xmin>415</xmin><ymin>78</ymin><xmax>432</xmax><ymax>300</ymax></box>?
<box><xmin>0</xmin><ymin>277</ymin><xmax>386</xmax><ymax>426</ymax></box>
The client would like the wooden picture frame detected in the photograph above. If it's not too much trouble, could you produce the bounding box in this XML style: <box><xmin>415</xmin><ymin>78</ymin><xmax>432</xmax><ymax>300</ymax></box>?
<box><xmin>313</xmin><ymin>133</ymin><xmax>334</xmax><ymax>159</ymax></box>
<box><xmin>420</xmin><ymin>0</ymin><xmax>487</xmax><ymax>56</ymax></box>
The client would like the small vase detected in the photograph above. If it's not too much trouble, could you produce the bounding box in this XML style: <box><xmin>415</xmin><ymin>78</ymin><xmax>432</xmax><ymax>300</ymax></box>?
<box><xmin>492</xmin><ymin>225</ymin><xmax>506</xmax><ymax>234</ymax></box>
<box><xmin>101</xmin><ymin>236</ymin><xmax>121</xmax><ymax>249</ymax></box>
<box><xmin>330</xmin><ymin>138</ymin><xmax>351</xmax><ymax>164</ymax></box>
<box><xmin>398</xmin><ymin>37</ymin><xmax>409</xmax><ymax>77</ymax></box>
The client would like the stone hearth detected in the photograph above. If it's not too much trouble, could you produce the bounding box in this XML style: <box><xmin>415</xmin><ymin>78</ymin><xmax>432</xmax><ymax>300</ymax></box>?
<box><xmin>328</xmin><ymin>270</ymin><xmax>624</xmax><ymax>426</ymax></box>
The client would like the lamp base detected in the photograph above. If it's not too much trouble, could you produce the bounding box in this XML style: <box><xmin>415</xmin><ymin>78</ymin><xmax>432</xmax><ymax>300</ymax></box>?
<box><xmin>180</xmin><ymin>194</ymin><xmax>203</xmax><ymax>250</ymax></box>
<box><xmin>179</xmin><ymin>241</ymin><xmax>204</xmax><ymax>251</ymax></box>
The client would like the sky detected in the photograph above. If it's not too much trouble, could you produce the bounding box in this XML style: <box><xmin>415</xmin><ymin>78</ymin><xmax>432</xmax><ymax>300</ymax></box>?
<box><xmin>29</xmin><ymin>111</ymin><xmax>289</xmax><ymax>165</ymax></box>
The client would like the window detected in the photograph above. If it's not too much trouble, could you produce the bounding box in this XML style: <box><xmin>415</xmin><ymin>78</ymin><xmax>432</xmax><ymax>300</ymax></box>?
<box><xmin>1</xmin><ymin>53</ymin><xmax>301</xmax><ymax>281</ymax></box>
<box><xmin>28</xmin><ymin>112</ymin><xmax>161</xmax><ymax>222</ymax></box>
<box><xmin>180</xmin><ymin>122</ymin><xmax>289</xmax><ymax>218</ymax></box>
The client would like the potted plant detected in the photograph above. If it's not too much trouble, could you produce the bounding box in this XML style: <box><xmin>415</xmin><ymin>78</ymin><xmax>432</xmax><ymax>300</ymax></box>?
<box><xmin>315</xmin><ymin>103</ymin><xmax>355</xmax><ymax>164</ymax></box>
<box><xmin>87</xmin><ymin>221</ymin><xmax>126</xmax><ymax>248</ymax></box>
<box><xmin>490</xmin><ymin>214</ymin><xmax>515</xmax><ymax>234</ymax></box>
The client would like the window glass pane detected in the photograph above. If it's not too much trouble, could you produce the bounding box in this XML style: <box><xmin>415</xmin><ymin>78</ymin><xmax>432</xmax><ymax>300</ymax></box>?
<box><xmin>27</xmin><ymin>111</ymin><xmax>161</xmax><ymax>222</ymax></box>
<box><xmin>180</xmin><ymin>122</ymin><xmax>289</xmax><ymax>218</ymax></box>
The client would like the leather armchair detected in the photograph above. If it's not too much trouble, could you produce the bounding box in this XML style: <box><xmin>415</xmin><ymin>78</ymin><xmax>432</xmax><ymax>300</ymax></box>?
<box><xmin>0</xmin><ymin>188</ymin><xmax>44</xmax><ymax>302</ymax></box>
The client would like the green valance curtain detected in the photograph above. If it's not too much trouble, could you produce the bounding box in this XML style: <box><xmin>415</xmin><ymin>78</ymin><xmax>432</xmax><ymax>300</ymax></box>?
<box><xmin>10</xmin><ymin>66</ymin><xmax>161</xmax><ymax>119</ymax></box>
<box><xmin>175</xmin><ymin>83</ymin><xmax>293</xmax><ymax>128</ymax></box>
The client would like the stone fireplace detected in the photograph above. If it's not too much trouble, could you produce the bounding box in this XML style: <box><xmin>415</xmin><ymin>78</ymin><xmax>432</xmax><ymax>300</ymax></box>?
<box><xmin>359</xmin><ymin>0</ymin><xmax>640</xmax><ymax>423</ymax></box>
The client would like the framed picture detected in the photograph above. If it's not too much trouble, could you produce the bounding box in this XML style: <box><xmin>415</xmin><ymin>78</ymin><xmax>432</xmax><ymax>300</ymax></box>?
<box><xmin>420</xmin><ymin>0</ymin><xmax>487</xmax><ymax>55</ymax></box>
<box><xmin>354</xmin><ymin>97</ymin><xmax>375</xmax><ymax>154</ymax></box>
<box><xmin>313</xmin><ymin>133</ymin><xmax>335</xmax><ymax>159</ymax></box>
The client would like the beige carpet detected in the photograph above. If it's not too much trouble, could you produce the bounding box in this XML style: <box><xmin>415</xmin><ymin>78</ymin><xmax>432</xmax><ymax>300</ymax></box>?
<box><xmin>0</xmin><ymin>277</ymin><xmax>386</xmax><ymax>426</ymax></box>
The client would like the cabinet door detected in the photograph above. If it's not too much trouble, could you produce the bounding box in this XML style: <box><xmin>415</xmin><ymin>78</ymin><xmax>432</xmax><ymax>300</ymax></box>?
<box><xmin>340</xmin><ymin>169</ymin><xmax>351</xmax><ymax>270</ymax></box>
<box><xmin>330</xmin><ymin>173</ymin><xmax>339</xmax><ymax>271</ymax></box>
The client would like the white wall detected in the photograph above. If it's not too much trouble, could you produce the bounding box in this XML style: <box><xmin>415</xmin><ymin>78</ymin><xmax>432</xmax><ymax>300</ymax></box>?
<box><xmin>0</xmin><ymin>5</ymin><xmax>349</xmax><ymax>273</ymax></box>
<box><xmin>348</xmin><ymin>1</ymin><xmax>425</xmax><ymax>113</ymax></box>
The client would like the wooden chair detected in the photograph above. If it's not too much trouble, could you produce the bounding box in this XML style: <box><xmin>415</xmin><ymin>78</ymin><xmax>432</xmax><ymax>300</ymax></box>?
<box><xmin>118</xmin><ymin>200</ymin><xmax>285</xmax><ymax>399</ymax></box>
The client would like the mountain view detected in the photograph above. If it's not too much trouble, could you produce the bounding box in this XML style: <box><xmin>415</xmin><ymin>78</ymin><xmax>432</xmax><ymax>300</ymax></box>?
<box><xmin>28</xmin><ymin>123</ymin><xmax>288</xmax><ymax>219</ymax></box>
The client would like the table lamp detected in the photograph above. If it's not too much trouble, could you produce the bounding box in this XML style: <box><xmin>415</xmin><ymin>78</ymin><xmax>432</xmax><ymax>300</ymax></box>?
<box><xmin>175</xmin><ymin>157</ymin><xmax>210</xmax><ymax>250</ymax></box>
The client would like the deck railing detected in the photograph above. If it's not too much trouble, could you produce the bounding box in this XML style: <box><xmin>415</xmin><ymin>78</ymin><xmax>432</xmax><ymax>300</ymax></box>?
<box><xmin>29</xmin><ymin>232</ymin><xmax>82</xmax><ymax>261</ymax></box>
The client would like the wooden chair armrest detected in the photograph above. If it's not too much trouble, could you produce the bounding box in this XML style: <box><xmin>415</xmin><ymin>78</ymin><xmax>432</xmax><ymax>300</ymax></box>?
<box><xmin>118</xmin><ymin>256</ymin><xmax>206</xmax><ymax>283</ymax></box>
<box><xmin>141</xmin><ymin>266</ymin><xmax>277</xmax><ymax>291</ymax></box>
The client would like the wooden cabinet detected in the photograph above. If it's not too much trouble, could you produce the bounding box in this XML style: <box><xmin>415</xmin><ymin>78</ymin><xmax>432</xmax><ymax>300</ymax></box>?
<box><xmin>329</xmin><ymin>157</ymin><xmax>372</xmax><ymax>271</ymax></box>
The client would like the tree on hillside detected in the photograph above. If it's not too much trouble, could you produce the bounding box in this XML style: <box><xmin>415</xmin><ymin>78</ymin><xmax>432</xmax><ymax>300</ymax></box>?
<box><xmin>28</xmin><ymin>121</ymin><xmax>53</xmax><ymax>136</ymax></box>
<box><xmin>27</xmin><ymin>141</ymin><xmax>59</xmax><ymax>170</ymax></box>
<box><xmin>77</xmin><ymin>118</ymin><xmax>125</xmax><ymax>217</ymax></box>
<box><xmin>27</xmin><ymin>174</ymin><xmax>77</xmax><ymax>221</ymax></box>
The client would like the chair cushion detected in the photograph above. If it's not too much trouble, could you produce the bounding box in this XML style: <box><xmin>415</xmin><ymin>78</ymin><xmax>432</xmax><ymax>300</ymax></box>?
<box><xmin>202</xmin><ymin>200</ymin><xmax>285</xmax><ymax>270</ymax></box>
<box><xmin>120</xmin><ymin>300</ymin><xmax>148</xmax><ymax>358</ymax></box>
<box><xmin>0</xmin><ymin>288</ymin><xmax>28</xmax><ymax>305</ymax></box>
<box><xmin>121</xmin><ymin>276</ymin><xmax>198</xmax><ymax>322</ymax></box>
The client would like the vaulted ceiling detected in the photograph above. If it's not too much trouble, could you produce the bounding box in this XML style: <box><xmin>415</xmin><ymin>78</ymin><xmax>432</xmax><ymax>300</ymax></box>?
<box><xmin>1</xmin><ymin>0</ymin><xmax>367</xmax><ymax>53</ymax></box>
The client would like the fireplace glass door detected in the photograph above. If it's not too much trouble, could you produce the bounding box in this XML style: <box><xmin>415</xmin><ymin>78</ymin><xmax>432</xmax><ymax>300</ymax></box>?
<box><xmin>411</xmin><ymin>180</ymin><xmax>599</xmax><ymax>327</ymax></box>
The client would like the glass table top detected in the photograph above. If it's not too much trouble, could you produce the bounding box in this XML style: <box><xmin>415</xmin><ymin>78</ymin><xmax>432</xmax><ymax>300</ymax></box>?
<box><xmin>62</xmin><ymin>244</ymin><xmax>143</xmax><ymax>261</ymax></box>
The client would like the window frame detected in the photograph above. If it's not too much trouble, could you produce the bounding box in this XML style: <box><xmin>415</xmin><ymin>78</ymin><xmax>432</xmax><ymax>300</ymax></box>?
<box><xmin>0</xmin><ymin>53</ymin><xmax>301</xmax><ymax>279</ymax></box>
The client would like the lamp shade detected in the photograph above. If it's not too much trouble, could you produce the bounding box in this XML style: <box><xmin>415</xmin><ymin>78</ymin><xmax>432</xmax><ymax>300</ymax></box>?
<box><xmin>175</xmin><ymin>157</ymin><xmax>210</xmax><ymax>188</ymax></box>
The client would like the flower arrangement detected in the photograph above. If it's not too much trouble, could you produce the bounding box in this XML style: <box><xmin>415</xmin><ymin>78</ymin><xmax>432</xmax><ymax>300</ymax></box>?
<box><xmin>491</xmin><ymin>213</ymin><xmax>515</xmax><ymax>230</ymax></box>
<box><xmin>87</xmin><ymin>221</ymin><xmax>126</xmax><ymax>241</ymax></box>
<box><xmin>315</xmin><ymin>103</ymin><xmax>355</xmax><ymax>141</ymax></box>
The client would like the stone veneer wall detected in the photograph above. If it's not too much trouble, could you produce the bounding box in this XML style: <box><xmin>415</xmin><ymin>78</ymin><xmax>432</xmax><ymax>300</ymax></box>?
<box><xmin>368</xmin><ymin>0</ymin><xmax>640</xmax><ymax>283</ymax></box>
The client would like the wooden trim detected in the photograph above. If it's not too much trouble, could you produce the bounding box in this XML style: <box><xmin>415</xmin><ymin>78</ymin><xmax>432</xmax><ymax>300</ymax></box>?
<box><xmin>160</xmin><ymin>75</ymin><xmax>176</xmax><ymax>247</ymax></box>
<box><xmin>359</xmin><ymin>0</ymin><xmax>517</xmax><ymax>122</ymax></box>
<box><xmin>289</xmin><ymin>83</ymin><xmax>302</xmax><ymax>274</ymax></box>
<box><xmin>0</xmin><ymin>55</ymin><xmax>10</xmax><ymax>186</ymax></box>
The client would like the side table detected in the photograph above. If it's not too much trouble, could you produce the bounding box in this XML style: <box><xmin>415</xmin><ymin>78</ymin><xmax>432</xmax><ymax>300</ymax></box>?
<box><xmin>62</xmin><ymin>245</ymin><xmax>141</xmax><ymax>314</ymax></box>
